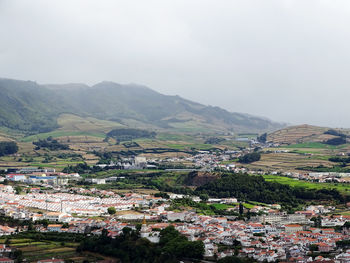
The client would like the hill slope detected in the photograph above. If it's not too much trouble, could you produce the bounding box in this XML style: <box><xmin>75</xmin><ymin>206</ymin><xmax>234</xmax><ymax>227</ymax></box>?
<box><xmin>0</xmin><ymin>78</ymin><xmax>284</xmax><ymax>134</ymax></box>
<box><xmin>267</xmin><ymin>124</ymin><xmax>350</xmax><ymax>145</ymax></box>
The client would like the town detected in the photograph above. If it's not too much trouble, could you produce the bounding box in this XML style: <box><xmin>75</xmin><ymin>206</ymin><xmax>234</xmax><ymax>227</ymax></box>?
<box><xmin>1</xmin><ymin>164</ymin><xmax>350</xmax><ymax>262</ymax></box>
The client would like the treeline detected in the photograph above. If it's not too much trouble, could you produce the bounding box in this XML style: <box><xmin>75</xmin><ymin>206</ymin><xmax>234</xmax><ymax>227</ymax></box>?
<box><xmin>238</xmin><ymin>152</ymin><xmax>261</xmax><ymax>163</ymax></box>
<box><xmin>62</xmin><ymin>162</ymin><xmax>102</xmax><ymax>174</ymax></box>
<box><xmin>33</xmin><ymin>137</ymin><xmax>69</xmax><ymax>150</ymax></box>
<box><xmin>107</xmin><ymin>128</ymin><xmax>156</xmax><ymax>142</ymax></box>
<box><xmin>297</xmin><ymin>165</ymin><xmax>350</xmax><ymax>173</ymax></box>
<box><xmin>195</xmin><ymin>173</ymin><xmax>347</xmax><ymax>207</ymax></box>
<box><xmin>77</xmin><ymin>226</ymin><xmax>204</xmax><ymax>263</ymax></box>
<box><xmin>329</xmin><ymin>156</ymin><xmax>350</xmax><ymax>163</ymax></box>
<box><xmin>170</xmin><ymin>198</ymin><xmax>239</xmax><ymax>216</ymax></box>
<box><xmin>0</xmin><ymin>141</ymin><xmax>18</xmax><ymax>156</ymax></box>
<box><xmin>324</xmin><ymin>137</ymin><xmax>346</xmax><ymax>146</ymax></box>
<box><xmin>111</xmin><ymin>171</ymin><xmax>348</xmax><ymax>208</ymax></box>
<box><xmin>322</xmin><ymin>129</ymin><xmax>348</xmax><ymax>145</ymax></box>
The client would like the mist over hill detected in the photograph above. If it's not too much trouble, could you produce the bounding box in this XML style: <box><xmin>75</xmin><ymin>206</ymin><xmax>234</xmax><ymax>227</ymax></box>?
<box><xmin>0</xmin><ymin>78</ymin><xmax>284</xmax><ymax>134</ymax></box>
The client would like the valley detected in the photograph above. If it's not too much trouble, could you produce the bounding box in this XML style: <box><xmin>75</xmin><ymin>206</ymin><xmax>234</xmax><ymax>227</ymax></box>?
<box><xmin>1</xmin><ymin>80</ymin><xmax>350</xmax><ymax>263</ymax></box>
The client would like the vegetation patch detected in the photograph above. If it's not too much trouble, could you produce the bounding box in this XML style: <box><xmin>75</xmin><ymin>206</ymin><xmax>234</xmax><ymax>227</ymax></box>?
<box><xmin>262</xmin><ymin>174</ymin><xmax>350</xmax><ymax>193</ymax></box>
<box><xmin>238</xmin><ymin>152</ymin><xmax>261</xmax><ymax>163</ymax></box>
<box><xmin>33</xmin><ymin>137</ymin><xmax>69</xmax><ymax>150</ymax></box>
<box><xmin>78</xmin><ymin>226</ymin><xmax>204</xmax><ymax>263</ymax></box>
<box><xmin>195</xmin><ymin>173</ymin><xmax>348</xmax><ymax>210</ymax></box>
<box><xmin>107</xmin><ymin>128</ymin><xmax>156</xmax><ymax>142</ymax></box>
<box><xmin>0</xmin><ymin>141</ymin><xmax>18</xmax><ymax>156</ymax></box>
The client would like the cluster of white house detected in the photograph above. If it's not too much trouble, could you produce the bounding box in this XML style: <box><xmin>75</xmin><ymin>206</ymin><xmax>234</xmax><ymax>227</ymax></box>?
<box><xmin>3</xmin><ymin>172</ymin><xmax>80</xmax><ymax>186</ymax></box>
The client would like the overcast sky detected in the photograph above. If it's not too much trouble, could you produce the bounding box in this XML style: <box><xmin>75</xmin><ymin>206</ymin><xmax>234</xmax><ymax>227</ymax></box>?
<box><xmin>1</xmin><ymin>0</ymin><xmax>350</xmax><ymax>127</ymax></box>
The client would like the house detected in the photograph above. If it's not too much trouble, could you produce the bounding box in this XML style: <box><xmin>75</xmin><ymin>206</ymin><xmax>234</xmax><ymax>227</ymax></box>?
<box><xmin>285</xmin><ymin>224</ymin><xmax>303</xmax><ymax>233</ymax></box>
<box><xmin>0</xmin><ymin>258</ymin><xmax>14</xmax><ymax>263</ymax></box>
<box><xmin>248</xmin><ymin>223</ymin><xmax>265</xmax><ymax>234</ymax></box>
<box><xmin>28</xmin><ymin>176</ymin><xmax>57</xmax><ymax>185</ymax></box>
<box><xmin>167</xmin><ymin>212</ymin><xmax>186</xmax><ymax>222</ymax></box>
<box><xmin>0</xmin><ymin>185</ymin><xmax>13</xmax><ymax>193</ymax></box>
<box><xmin>85</xmin><ymin>178</ymin><xmax>106</xmax><ymax>185</ymax></box>
<box><xmin>6</xmin><ymin>174</ymin><xmax>26</xmax><ymax>182</ymax></box>
<box><xmin>317</xmin><ymin>243</ymin><xmax>333</xmax><ymax>252</ymax></box>
<box><xmin>0</xmin><ymin>245</ymin><xmax>12</xmax><ymax>254</ymax></box>
<box><xmin>45</xmin><ymin>212</ymin><xmax>65</xmax><ymax>222</ymax></box>
<box><xmin>0</xmin><ymin>226</ymin><xmax>16</xmax><ymax>236</ymax></box>
<box><xmin>47</xmin><ymin>224</ymin><xmax>62</xmax><ymax>232</ymax></box>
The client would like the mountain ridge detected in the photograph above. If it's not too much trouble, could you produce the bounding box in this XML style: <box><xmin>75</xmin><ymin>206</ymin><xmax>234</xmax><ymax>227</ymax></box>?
<box><xmin>0</xmin><ymin>77</ymin><xmax>285</xmax><ymax>135</ymax></box>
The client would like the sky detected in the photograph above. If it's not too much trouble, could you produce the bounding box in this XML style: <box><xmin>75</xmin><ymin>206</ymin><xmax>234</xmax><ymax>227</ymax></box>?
<box><xmin>1</xmin><ymin>0</ymin><xmax>350</xmax><ymax>127</ymax></box>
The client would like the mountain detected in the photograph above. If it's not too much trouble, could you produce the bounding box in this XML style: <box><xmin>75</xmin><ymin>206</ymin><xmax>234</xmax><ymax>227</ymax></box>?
<box><xmin>0</xmin><ymin>78</ymin><xmax>285</xmax><ymax>134</ymax></box>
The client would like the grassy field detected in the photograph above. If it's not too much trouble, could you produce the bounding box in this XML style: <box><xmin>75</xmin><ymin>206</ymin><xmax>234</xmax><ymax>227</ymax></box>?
<box><xmin>262</xmin><ymin>174</ymin><xmax>350</xmax><ymax>193</ymax></box>
<box><xmin>21</xmin><ymin>114</ymin><xmax>126</xmax><ymax>142</ymax></box>
<box><xmin>0</xmin><ymin>237</ymin><xmax>104</xmax><ymax>262</ymax></box>
<box><xmin>210</xmin><ymin>203</ymin><xmax>258</xmax><ymax>210</ymax></box>
<box><xmin>22</xmin><ymin>131</ymin><xmax>106</xmax><ymax>142</ymax></box>
<box><xmin>210</xmin><ymin>203</ymin><xmax>231</xmax><ymax>210</ymax></box>
<box><xmin>285</xmin><ymin>142</ymin><xmax>344</xmax><ymax>149</ymax></box>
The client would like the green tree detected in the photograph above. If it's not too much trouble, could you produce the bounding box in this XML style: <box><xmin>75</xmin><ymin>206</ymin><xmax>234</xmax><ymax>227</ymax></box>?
<box><xmin>0</xmin><ymin>141</ymin><xmax>19</xmax><ymax>156</ymax></box>
<box><xmin>239</xmin><ymin>203</ymin><xmax>244</xmax><ymax>215</ymax></box>
<box><xmin>14</xmin><ymin>186</ymin><xmax>22</xmax><ymax>195</ymax></box>
<box><xmin>310</xmin><ymin>244</ymin><xmax>318</xmax><ymax>252</ymax></box>
<box><xmin>107</xmin><ymin>207</ymin><xmax>116</xmax><ymax>215</ymax></box>
<box><xmin>238</xmin><ymin>152</ymin><xmax>261</xmax><ymax>163</ymax></box>
<box><xmin>199</xmin><ymin>193</ymin><xmax>209</xmax><ymax>202</ymax></box>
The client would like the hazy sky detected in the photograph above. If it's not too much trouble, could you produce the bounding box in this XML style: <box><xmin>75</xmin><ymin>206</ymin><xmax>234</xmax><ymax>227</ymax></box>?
<box><xmin>1</xmin><ymin>0</ymin><xmax>350</xmax><ymax>127</ymax></box>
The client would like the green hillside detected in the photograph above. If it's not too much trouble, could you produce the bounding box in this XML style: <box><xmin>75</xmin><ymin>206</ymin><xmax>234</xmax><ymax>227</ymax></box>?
<box><xmin>0</xmin><ymin>78</ymin><xmax>284</xmax><ymax>135</ymax></box>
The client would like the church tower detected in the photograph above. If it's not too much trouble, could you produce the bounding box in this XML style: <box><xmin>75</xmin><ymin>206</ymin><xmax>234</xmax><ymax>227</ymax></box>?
<box><xmin>140</xmin><ymin>215</ymin><xmax>148</xmax><ymax>238</ymax></box>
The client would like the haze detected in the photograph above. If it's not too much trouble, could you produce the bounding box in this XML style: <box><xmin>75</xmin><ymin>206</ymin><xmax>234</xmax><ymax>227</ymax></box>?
<box><xmin>1</xmin><ymin>0</ymin><xmax>350</xmax><ymax>128</ymax></box>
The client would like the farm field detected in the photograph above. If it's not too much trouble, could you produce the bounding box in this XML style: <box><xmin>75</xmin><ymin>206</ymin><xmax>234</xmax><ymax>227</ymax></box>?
<box><xmin>285</xmin><ymin>142</ymin><xmax>347</xmax><ymax>150</ymax></box>
<box><xmin>21</xmin><ymin>114</ymin><xmax>125</xmax><ymax>142</ymax></box>
<box><xmin>0</xmin><ymin>237</ymin><xmax>104</xmax><ymax>262</ymax></box>
<box><xmin>262</xmin><ymin>174</ymin><xmax>350</xmax><ymax>194</ymax></box>
<box><xmin>267</xmin><ymin>124</ymin><xmax>329</xmax><ymax>145</ymax></box>
<box><xmin>244</xmin><ymin>152</ymin><xmax>337</xmax><ymax>172</ymax></box>
<box><xmin>268</xmin><ymin>124</ymin><xmax>350</xmax><ymax>145</ymax></box>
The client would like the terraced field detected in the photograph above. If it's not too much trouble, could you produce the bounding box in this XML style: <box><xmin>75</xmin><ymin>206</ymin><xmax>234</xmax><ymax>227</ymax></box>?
<box><xmin>244</xmin><ymin>152</ymin><xmax>336</xmax><ymax>171</ymax></box>
<box><xmin>21</xmin><ymin>114</ymin><xmax>124</xmax><ymax>142</ymax></box>
<box><xmin>0</xmin><ymin>238</ymin><xmax>104</xmax><ymax>262</ymax></box>
<box><xmin>267</xmin><ymin>124</ymin><xmax>341</xmax><ymax>145</ymax></box>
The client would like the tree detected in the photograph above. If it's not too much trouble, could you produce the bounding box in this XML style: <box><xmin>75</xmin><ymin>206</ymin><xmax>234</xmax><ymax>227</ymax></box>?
<box><xmin>342</xmin><ymin>221</ymin><xmax>350</xmax><ymax>229</ymax></box>
<box><xmin>311</xmin><ymin>216</ymin><xmax>322</xmax><ymax>228</ymax></box>
<box><xmin>0</xmin><ymin>141</ymin><xmax>18</xmax><ymax>156</ymax></box>
<box><xmin>107</xmin><ymin>207</ymin><xmax>116</xmax><ymax>215</ymax></box>
<box><xmin>28</xmin><ymin>221</ymin><xmax>34</xmax><ymax>231</ymax></box>
<box><xmin>101</xmin><ymin>228</ymin><xmax>108</xmax><ymax>237</ymax></box>
<box><xmin>324</xmin><ymin>137</ymin><xmax>346</xmax><ymax>146</ymax></box>
<box><xmin>239</xmin><ymin>203</ymin><xmax>244</xmax><ymax>215</ymax></box>
<box><xmin>62</xmin><ymin>223</ymin><xmax>69</xmax><ymax>228</ymax></box>
<box><xmin>14</xmin><ymin>186</ymin><xmax>22</xmax><ymax>195</ymax></box>
<box><xmin>238</xmin><ymin>152</ymin><xmax>261</xmax><ymax>163</ymax></box>
<box><xmin>257</xmin><ymin>133</ymin><xmax>267</xmax><ymax>143</ymax></box>
<box><xmin>199</xmin><ymin>193</ymin><xmax>209</xmax><ymax>202</ymax></box>
<box><xmin>309</xmin><ymin>244</ymin><xmax>318</xmax><ymax>252</ymax></box>
<box><xmin>13</xmin><ymin>250</ymin><xmax>23</xmax><ymax>263</ymax></box>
